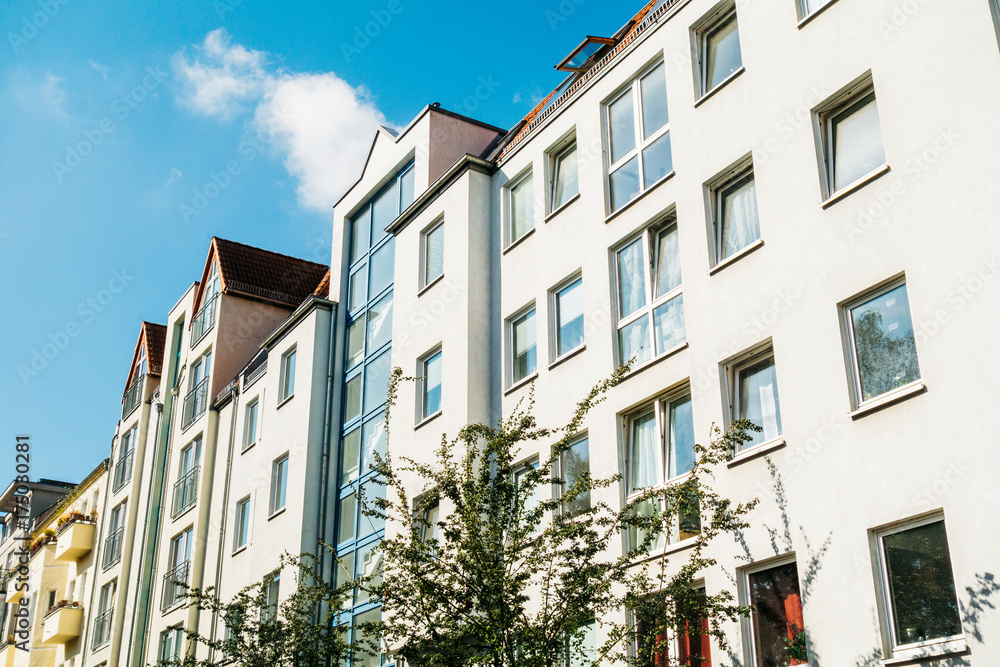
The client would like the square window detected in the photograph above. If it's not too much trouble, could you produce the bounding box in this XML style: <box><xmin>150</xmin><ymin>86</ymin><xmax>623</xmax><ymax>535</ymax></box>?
<box><xmin>508</xmin><ymin>307</ymin><xmax>537</xmax><ymax>385</ymax></box>
<box><xmin>742</xmin><ymin>558</ymin><xmax>808</xmax><ymax>666</ymax></box>
<box><xmin>709</xmin><ymin>159</ymin><xmax>760</xmax><ymax>264</ymax></box>
<box><xmin>728</xmin><ymin>347</ymin><xmax>782</xmax><ymax>451</ymax></box>
<box><xmin>873</xmin><ymin>516</ymin><xmax>963</xmax><ymax>655</ymax></box>
<box><xmin>550</xmin><ymin>140</ymin><xmax>579</xmax><ymax>212</ymax></box>
<box><xmin>605</xmin><ymin>61</ymin><xmax>671</xmax><ymax>212</ymax></box>
<box><xmin>614</xmin><ymin>218</ymin><xmax>685</xmax><ymax>367</ymax></box>
<box><xmin>421</xmin><ymin>220</ymin><xmax>444</xmax><ymax>288</ymax></box>
<box><xmin>507</xmin><ymin>171</ymin><xmax>535</xmax><ymax>246</ymax></box>
<box><xmin>816</xmin><ymin>77</ymin><xmax>886</xmax><ymax>198</ymax></box>
<box><xmin>233</xmin><ymin>496</ymin><xmax>250</xmax><ymax>551</ymax></box>
<box><xmin>270</xmin><ymin>455</ymin><xmax>288</xmax><ymax>515</ymax></box>
<box><xmin>695</xmin><ymin>4</ymin><xmax>743</xmax><ymax>97</ymax></box>
<box><xmin>419</xmin><ymin>348</ymin><xmax>442</xmax><ymax>420</ymax></box>
<box><xmin>553</xmin><ymin>278</ymin><xmax>584</xmax><ymax>359</ymax></box>
<box><xmin>557</xmin><ymin>437</ymin><xmax>590</xmax><ymax>518</ymax></box>
<box><xmin>243</xmin><ymin>399</ymin><xmax>258</xmax><ymax>451</ymax></box>
<box><xmin>843</xmin><ymin>279</ymin><xmax>921</xmax><ymax>406</ymax></box>
<box><xmin>279</xmin><ymin>347</ymin><xmax>296</xmax><ymax>403</ymax></box>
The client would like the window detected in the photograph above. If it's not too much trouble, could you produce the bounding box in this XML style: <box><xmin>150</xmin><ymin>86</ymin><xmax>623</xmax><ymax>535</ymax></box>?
<box><xmin>742</xmin><ymin>558</ymin><xmax>808</xmax><ymax>667</ymax></box>
<box><xmin>873</xmin><ymin>515</ymin><xmax>963</xmax><ymax>656</ymax></box>
<box><xmin>243</xmin><ymin>398</ymin><xmax>259</xmax><ymax>451</ymax></box>
<box><xmin>114</xmin><ymin>425</ymin><xmax>136</xmax><ymax>491</ymax></box>
<box><xmin>506</xmin><ymin>170</ymin><xmax>535</xmax><ymax>246</ymax></box>
<box><xmin>605</xmin><ymin>60</ymin><xmax>671</xmax><ymax>212</ymax></box>
<box><xmin>173</xmin><ymin>437</ymin><xmax>201</xmax><ymax>517</ymax></box>
<box><xmin>270</xmin><ymin>455</ymin><xmax>288</xmax><ymax>515</ymax></box>
<box><xmin>695</xmin><ymin>3</ymin><xmax>743</xmax><ymax>98</ymax></box>
<box><xmin>550</xmin><ymin>140</ymin><xmax>579</xmax><ymax>212</ymax></box>
<box><xmin>796</xmin><ymin>0</ymin><xmax>835</xmax><ymax>20</ymax></box>
<box><xmin>419</xmin><ymin>348</ymin><xmax>442</xmax><ymax>420</ymax></box>
<box><xmin>508</xmin><ymin>307</ymin><xmax>537</xmax><ymax>385</ymax></box>
<box><xmin>729</xmin><ymin>347</ymin><xmax>782</xmax><ymax>451</ymax></box>
<box><xmin>553</xmin><ymin>278</ymin><xmax>584</xmax><ymax>359</ymax></box>
<box><xmin>233</xmin><ymin>496</ymin><xmax>250</xmax><ymax>551</ymax></box>
<box><xmin>633</xmin><ymin>589</ymin><xmax>712</xmax><ymax>667</ymax></box>
<box><xmin>843</xmin><ymin>279</ymin><xmax>920</xmax><ymax>406</ymax></box>
<box><xmin>614</xmin><ymin>218</ymin><xmax>685</xmax><ymax>367</ymax></box>
<box><xmin>514</xmin><ymin>461</ymin><xmax>542</xmax><ymax>535</ymax></box>
<box><xmin>93</xmin><ymin>580</ymin><xmax>115</xmax><ymax>648</ymax></box>
<box><xmin>817</xmin><ymin>77</ymin><xmax>886</xmax><ymax>198</ymax></box>
<box><xmin>419</xmin><ymin>500</ymin><xmax>440</xmax><ymax>543</ymax></box>
<box><xmin>263</xmin><ymin>573</ymin><xmax>280</xmax><ymax>622</ymax></box>
<box><xmin>279</xmin><ymin>347</ymin><xmax>296</xmax><ymax>402</ymax></box>
<box><xmin>564</xmin><ymin>619</ymin><xmax>596</xmax><ymax>667</ymax></box>
<box><xmin>104</xmin><ymin>500</ymin><xmax>127</xmax><ymax>568</ymax></box>
<box><xmin>184</xmin><ymin>350</ymin><xmax>211</xmax><ymax>427</ymax></box>
<box><xmin>709</xmin><ymin>159</ymin><xmax>760</xmax><ymax>264</ymax></box>
<box><xmin>625</xmin><ymin>391</ymin><xmax>700</xmax><ymax>550</ymax></box>
<box><xmin>159</xmin><ymin>626</ymin><xmax>184</xmax><ymax>664</ymax></box>
<box><xmin>421</xmin><ymin>220</ymin><xmax>444</xmax><ymax>288</ymax></box>
<box><xmin>557</xmin><ymin>437</ymin><xmax>590</xmax><ymax>518</ymax></box>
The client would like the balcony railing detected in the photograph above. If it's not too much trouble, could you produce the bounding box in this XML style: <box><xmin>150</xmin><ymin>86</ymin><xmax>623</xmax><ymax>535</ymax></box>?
<box><xmin>102</xmin><ymin>527</ymin><xmax>124</xmax><ymax>570</ymax></box>
<box><xmin>122</xmin><ymin>374</ymin><xmax>144</xmax><ymax>419</ymax></box>
<box><xmin>182</xmin><ymin>376</ymin><xmax>209</xmax><ymax>429</ymax></box>
<box><xmin>190</xmin><ymin>293</ymin><xmax>218</xmax><ymax>347</ymax></box>
<box><xmin>171</xmin><ymin>466</ymin><xmax>199</xmax><ymax>518</ymax></box>
<box><xmin>91</xmin><ymin>608</ymin><xmax>113</xmax><ymax>649</ymax></box>
<box><xmin>113</xmin><ymin>449</ymin><xmax>134</xmax><ymax>492</ymax></box>
<box><xmin>161</xmin><ymin>560</ymin><xmax>191</xmax><ymax>611</ymax></box>
<box><xmin>0</xmin><ymin>568</ymin><xmax>8</xmax><ymax>595</ymax></box>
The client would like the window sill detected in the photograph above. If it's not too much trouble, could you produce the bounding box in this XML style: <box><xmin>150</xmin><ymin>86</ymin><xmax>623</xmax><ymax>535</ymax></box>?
<box><xmin>505</xmin><ymin>372</ymin><xmax>538</xmax><ymax>396</ymax></box>
<box><xmin>708</xmin><ymin>238</ymin><xmax>764</xmax><ymax>275</ymax></box>
<box><xmin>548</xmin><ymin>345</ymin><xmax>586</xmax><ymax>371</ymax></box>
<box><xmin>820</xmin><ymin>164</ymin><xmax>891</xmax><ymax>209</ymax></box>
<box><xmin>620</xmin><ymin>342</ymin><xmax>689</xmax><ymax>380</ymax></box>
<box><xmin>727</xmin><ymin>437</ymin><xmax>786</xmax><ymax>468</ymax></box>
<box><xmin>632</xmin><ymin>535</ymin><xmax>699</xmax><ymax>565</ymax></box>
<box><xmin>414</xmin><ymin>410</ymin><xmax>443</xmax><ymax>431</ymax></box>
<box><xmin>796</xmin><ymin>0</ymin><xmax>840</xmax><ymax>29</ymax></box>
<box><xmin>232</xmin><ymin>545</ymin><xmax>248</xmax><ymax>556</ymax></box>
<box><xmin>276</xmin><ymin>394</ymin><xmax>294</xmax><ymax>410</ymax></box>
<box><xmin>171</xmin><ymin>504</ymin><xmax>197</xmax><ymax>522</ymax></box>
<box><xmin>502</xmin><ymin>227</ymin><xmax>536</xmax><ymax>256</ymax></box>
<box><xmin>850</xmin><ymin>381</ymin><xmax>926</xmax><ymax>420</ymax></box>
<box><xmin>267</xmin><ymin>507</ymin><xmax>286</xmax><ymax>522</ymax></box>
<box><xmin>545</xmin><ymin>192</ymin><xmax>581</xmax><ymax>223</ymax></box>
<box><xmin>241</xmin><ymin>441</ymin><xmax>256</xmax><ymax>454</ymax></box>
<box><xmin>881</xmin><ymin>637</ymin><xmax>969</xmax><ymax>665</ymax></box>
<box><xmin>417</xmin><ymin>273</ymin><xmax>445</xmax><ymax>297</ymax></box>
<box><xmin>604</xmin><ymin>171</ymin><xmax>675</xmax><ymax>224</ymax></box>
<box><xmin>693</xmin><ymin>66</ymin><xmax>746</xmax><ymax>108</ymax></box>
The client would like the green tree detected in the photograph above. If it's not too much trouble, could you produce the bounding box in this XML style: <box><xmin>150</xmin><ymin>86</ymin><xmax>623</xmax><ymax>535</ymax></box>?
<box><xmin>366</xmin><ymin>367</ymin><xmax>759</xmax><ymax>667</ymax></box>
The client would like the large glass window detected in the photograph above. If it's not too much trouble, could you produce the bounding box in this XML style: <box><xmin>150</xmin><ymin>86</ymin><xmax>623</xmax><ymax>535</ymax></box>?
<box><xmin>818</xmin><ymin>81</ymin><xmax>886</xmax><ymax>198</ymax></box>
<box><xmin>711</xmin><ymin>162</ymin><xmax>760</xmax><ymax>263</ymax></box>
<box><xmin>731</xmin><ymin>349</ymin><xmax>782</xmax><ymax>451</ymax></box>
<box><xmin>507</xmin><ymin>171</ymin><xmax>535</xmax><ymax>246</ymax></box>
<box><xmin>615</xmin><ymin>220</ymin><xmax>685</xmax><ymax>367</ymax></box>
<box><xmin>633</xmin><ymin>589</ymin><xmax>712</xmax><ymax>667</ymax></box>
<box><xmin>745</xmin><ymin>559</ymin><xmax>808</xmax><ymax>667</ymax></box>
<box><xmin>606</xmin><ymin>61</ymin><xmax>671</xmax><ymax>212</ymax></box>
<box><xmin>509</xmin><ymin>308</ymin><xmax>537</xmax><ymax>385</ymax></box>
<box><xmin>558</xmin><ymin>437</ymin><xmax>590</xmax><ymax>518</ymax></box>
<box><xmin>554</xmin><ymin>278</ymin><xmax>584</xmax><ymax>358</ymax></box>
<box><xmin>697</xmin><ymin>5</ymin><xmax>743</xmax><ymax>96</ymax></box>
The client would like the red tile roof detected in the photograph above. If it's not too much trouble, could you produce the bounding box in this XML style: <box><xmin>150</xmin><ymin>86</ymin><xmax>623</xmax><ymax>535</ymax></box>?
<box><xmin>123</xmin><ymin>321</ymin><xmax>167</xmax><ymax>396</ymax></box>
<box><xmin>312</xmin><ymin>269</ymin><xmax>332</xmax><ymax>299</ymax></box>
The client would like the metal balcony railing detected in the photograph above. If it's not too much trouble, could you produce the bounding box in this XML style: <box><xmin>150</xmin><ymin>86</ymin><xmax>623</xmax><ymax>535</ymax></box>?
<box><xmin>161</xmin><ymin>560</ymin><xmax>190</xmax><ymax>611</ymax></box>
<box><xmin>171</xmin><ymin>466</ymin><xmax>199</xmax><ymax>518</ymax></box>
<box><xmin>122</xmin><ymin>374</ymin><xmax>144</xmax><ymax>419</ymax></box>
<box><xmin>190</xmin><ymin>293</ymin><xmax>218</xmax><ymax>347</ymax></box>
<box><xmin>103</xmin><ymin>527</ymin><xmax>124</xmax><ymax>570</ymax></box>
<box><xmin>113</xmin><ymin>449</ymin><xmax>134</xmax><ymax>492</ymax></box>
<box><xmin>182</xmin><ymin>376</ymin><xmax>209</xmax><ymax>429</ymax></box>
<box><xmin>92</xmin><ymin>608</ymin><xmax>113</xmax><ymax>649</ymax></box>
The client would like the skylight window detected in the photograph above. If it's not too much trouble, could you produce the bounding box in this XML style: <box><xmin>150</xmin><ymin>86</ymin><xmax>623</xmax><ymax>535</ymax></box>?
<box><xmin>556</xmin><ymin>36</ymin><xmax>615</xmax><ymax>73</ymax></box>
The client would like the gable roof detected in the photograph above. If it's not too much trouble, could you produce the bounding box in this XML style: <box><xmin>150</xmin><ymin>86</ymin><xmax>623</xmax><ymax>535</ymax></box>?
<box><xmin>312</xmin><ymin>269</ymin><xmax>331</xmax><ymax>298</ymax></box>
<box><xmin>123</xmin><ymin>321</ymin><xmax>167</xmax><ymax>395</ymax></box>
<box><xmin>192</xmin><ymin>238</ymin><xmax>330</xmax><ymax>314</ymax></box>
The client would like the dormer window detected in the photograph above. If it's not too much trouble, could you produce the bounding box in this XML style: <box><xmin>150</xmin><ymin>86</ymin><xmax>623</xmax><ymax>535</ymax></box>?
<box><xmin>556</xmin><ymin>36</ymin><xmax>615</xmax><ymax>73</ymax></box>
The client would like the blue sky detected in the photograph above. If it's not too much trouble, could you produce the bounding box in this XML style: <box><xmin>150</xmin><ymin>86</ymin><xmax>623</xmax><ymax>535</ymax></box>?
<box><xmin>0</xmin><ymin>0</ymin><xmax>642</xmax><ymax>485</ymax></box>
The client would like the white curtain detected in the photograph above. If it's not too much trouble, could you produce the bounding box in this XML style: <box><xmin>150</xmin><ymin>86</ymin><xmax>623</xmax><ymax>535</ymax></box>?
<box><xmin>617</xmin><ymin>239</ymin><xmax>646</xmax><ymax>318</ymax></box>
<box><xmin>740</xmin><ymin>362</ymin><xmax>781</xmax><ymax>446</ymax></box>
<box><xmin>629</xmin><ymin>412</ymin><xmax>661</xmax><ymax>491</ymax></box>
<box><xmin>654</xmin><ymin>227</ymin><xmax>681</xmax><ymax>297</ymax></box>
<box><xmin>723</xmin><ymin>180</ymin><xmax>759</xmax><ymax>258</ymax></box>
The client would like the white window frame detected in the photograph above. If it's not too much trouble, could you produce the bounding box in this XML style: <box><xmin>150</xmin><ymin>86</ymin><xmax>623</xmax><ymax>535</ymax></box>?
<box><xmin>796</xmin><ymin>0</ymin><xmax>838</xmax><ymax>22</ymax></box>
<box><xmin>506</xmin><ymin>303</ymin><xmax>537</xmax><ymax>388</ymax></box>
<box><xmin>737</xmin><ymin>552</ymin><xmax>804</xmax><ymax>667</ymax></box>
<box><xmin>693</xmin><ymin>2</ymin><xmax>743</xmax><ymax>98</ymax></box>
<box><xmin>243</xmin><ymin>397</ymin><xmax>259</xmax><ymax>451</ymax></box>
<box><xmin>278</xmin><ymin>346</ymin><xmax>296</xmax><ymax>403</ymax></box>
<box><xmin>548</xmin><ymin>135</ymin><xmax>579</xmax><ymax>214</ymax></box>
<box><xmin>514</xmin><ymin>458</ymin><xmax>543</xmax><ymax>536</ymax></box>
<box><xmin>723</xmin><ymin>341</ymin><xmax>783</xmax><ymax>454</ymax></box>
<box><xmin>233</xmin><ymin>495</ymin><xmax>251</xmax><ymax>553</ymax></box>
<box><xmin>419</xmin><ymin>218</ymin><xmax>445</xmax><ymax>290</ymax></box>
<box><xmin>505</xmin><ymin>169</ymin><xmax>535</xmax><ymax>248</ymax></box>
<box><xmin>870</xmin><ymin>512</ymin><xmax>965</xmax><ymax>659</ymax></box>
<box><xmin>550</xmin><ymin>274</ymin><xmax>585</xmax><ymax>362</ymax></box>
<box><xmin>555</xmin><ymin>434</ymin><xmax>590</xmax><ymax>518</ymax></box>
<box><xmin>706</xmin><ymin>155</ymin><xmax>760</xmax><ymax>267</ymax></box>
<box><xmin>270</xmin><ymin>454</ymin><xmax>289</xmax><ymax>516</ymax></box>
<box><xmin>417</xmin><ymin>346</ymin><xmax>443</xmax><ymax>422</ymax></box>
<box><xmin>159</xmin><ymin>626</ymin><xmax>184</xmax><ymax>663</ymax></box>
<box><xmin>604</xmin><ymin>59</ymin><xmax>672</xmax><ymax>213</ymax></box>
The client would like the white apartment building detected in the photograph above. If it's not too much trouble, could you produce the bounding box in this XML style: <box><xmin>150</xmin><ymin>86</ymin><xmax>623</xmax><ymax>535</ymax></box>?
<box><xmin>330</xmin><ymin>0</ymin><xmax>1000</xmax><ymax>665</ymax></box>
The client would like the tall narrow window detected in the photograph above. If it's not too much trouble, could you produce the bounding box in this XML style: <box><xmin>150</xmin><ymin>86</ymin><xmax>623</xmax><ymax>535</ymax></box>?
<box><xmin>564</xmin><ymin>619</ymin><xmax>596</xmax><ymax>667</ymax></box>
<box><xmin>263</xmin><ymin>573</ymin><xmax>280</xmax><ymax>622</ymax></box>
<box><xmin>419</xmin><ymin>349</ymin><xmax>442</xmax><ymax>420</ymax></box>
<box><xmin>710</xmin><ymin>160</ymin><xmax>760</xmax><ymax>264</ymax></box>
<box><xmin>159</xmin><ymin>626</ymin><xmax>184</xmax><ymax>663</ymax></box>
<box><xmin>554</xmin><ymin>278</ymin><xmax>584</xmax><ymax>359</ymax></box>
<box><xmin>606</xmin><ymin>61</ymin><xmax>671</xmax><ymax>212</ymax></box>
<box><xmin>270</xmin><ymin>455</ymin><xmax>288</xmax><ymax>515</ymax></box>
<box><xmin>233</xmin><ymin>496</ymin><xmax>250</xmax><ymax>551</ymax></box>
<box><xmin>744</xmin><ymin>559</ymin><xmax>807</xmax><ymax>667</ymax></box>
<box><xmin>507</xmin><ymin>171</ymin><xmax>535</xmax><ymax>246</ymax></box>
<box><xmin>93</xmin><ymin>580</ymin><xmax>115</xmax><ymax>648</ymax></box>
<box><xmin>514</xmin><ymin>461</ymin><xmax>542</xmax><ymax>535</ymax></box>
<box><xmin>279</xmin><ymin>347</ymin><xmax>296</xmax><ymax>402</ymax></box>
<box><xmin>243</xmin><ymin>398</ymin><xmax>259</xmax><ymax>451</ymax></box>
<box><xmin>421</xmin><ymin>220</ymin><xmax>444</xmax><ymax>288</ymax></box>
<box><xmin>696</xmin><ymin>4</ymin><xmax>743</xmax><ymax>97</ymax></box>
<box><xmin>367</xmin><ymin>294</ymin><xmax>393</xmax><ymax>353</ymax></box>
<box><xmin>558</xmin><ymin>437</ymin><xmax>590</xmax><ymax>518</ymax></box>
<box><xmin>817</xmin><ymin>77</ymin><xmax>886</xmax><ymax>199</ymax></box>
<box><xmin>730</xmin><ymin>348</ymin><xmax>782</xmax><ymax>451</ymax></box>
<box><xmin>550</xmin><ymin>140</ymin><xmax>579</xmax><ymax>212</ymax></box>
<box><xmin>509</xmin><ymin>308</ymin><xmax>537</xmax><ymax>385</ymax></box>
<box><xmin>615</xmin><ymin>220</ymin><xmax>685</xmax><ymax>367</ymax></box>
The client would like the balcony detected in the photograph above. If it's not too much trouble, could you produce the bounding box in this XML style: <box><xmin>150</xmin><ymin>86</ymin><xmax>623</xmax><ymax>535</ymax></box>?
<box><xmin>103</xmin><ymin>527</ymin><xmax>124</xmax><ymax>570</ymax></box>
<box><xmin>54</xmin><ymin>518</ymin><xmax>96</xmax><ymax>562</ymax></box>
<box><xmin>113</xmin><ymin>448</ymin><xmax>134</xmax><ymax>492</ymax></box>
<box><xmin>4</xmin><ymin>568</ymin><xmax>24</xmax><ymax>605</ymax></box>
<box><xmin>0</xmin><ymin>636</ymin><xmax>16</xmax><ymax>667</ymax></box>
<box><xmin>122</xmin><ymin>373</ymin><xmax>145</xmax><ymax>419</ymax></box>
<box><xmin>41</xmin><ymin>601</ymin><xmax>83</xmax><ymax>644</ymax></box>
<box><xmin>91</xmin><ymin>608</ymin><xmax>113</xmax><ymax>649</ymax></box>
<box><xmin>171</xmin><ymin>466</ymin><xmax>199</xmax><ymax>518</ymax></box>
<box><xmin>182</xmin><ymin>376</ymin><xmax>209</xmax><ymax>429</ymax></box>
<box><xmin>190</xmin><ymin>293</ymin><xmax>218</xmax><ymax>347</ymax></box>
<box><xmin>161</xmin><ymin>560</ymin><xmax>190</xmax><ymax>611</ymax></box>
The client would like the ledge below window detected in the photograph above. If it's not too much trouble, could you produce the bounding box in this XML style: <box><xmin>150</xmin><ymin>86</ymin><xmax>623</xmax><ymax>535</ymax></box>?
<box><xmin>414</xmin><ymin>410</ymin><xmax>443</xmax><ymax>431</ymax></box>
<box><xmin>504</xmin><ymin>372</ymin><xmax>538</xmax><ymax>396</ymax></box>
<box><xmin>727</xmin><ymin>437</ymin><xmax>786</xmax><ymax>468</ymax></box>
<box><xmin>693</xmin><ymin>66</ymin><xmax>746</xmax><ymax>108</ymax></box>
<box><xmin>620</xmin><ymin>342</ymin><xmax>689</xmax><ymax>380</ymax></box>
<box><xmin>417</xmin><ymin>273</ymin><xmax>445</xmax><ymax>297</ymax></box>
<box><xmin>820</xmin><ymin>164</ymin><xmax>891</xmax><ymax>209</ymax></box>
<box><xmin>548</xmin><ymin>345</ymin><xmax>586</xmax><ymax>371</ymax></box>
<box><xmin>881</xmin><ymin>637</ymin><xmax>969</xmax><ymax>665</ymax></box>
<box><xmin>709</xmin><ymin>238</ymin><xmax>764</xmax><ymax>276</ymax></box>
<box><xmin>545</xmin><ymin>192</ymin><xmax>581</xmax><ymax>223</ymax></box>
<box><xmin>850</xmin><ymin>381</ymin><xmax>926</xmax><ymax>420</ymax></box>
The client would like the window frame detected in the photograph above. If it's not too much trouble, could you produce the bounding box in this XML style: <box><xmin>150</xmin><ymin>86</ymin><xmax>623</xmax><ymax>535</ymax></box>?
<box><xmin>694</xmin><ymin>3</ymin><xmax>743</xmax><ymax>99</ymax></box>
<box><xmin>737</xmin><ymin>552</ymin><xmax>807</xmax><ymax>667</ymax></box>
<box><xmin>159</xmin><ymin>626</ymin><xmax>184</xmax><ymax>664</ymax></box>
<box><xmin>870</xmin><ymin>512</ymin><xmax>965</xmax><ymax>658</ymax></box>
<box><xmin>417</xmin><ymin>346</ymin><xmax>443</xmax><ymax>422</ymax></box>
<box><xmin>706</xmin><ymin>155</ymin><xmax>761</xmax><ymax>267</ymax></box>
<box><xmin>270</xmin><ymin>454</ymin><xmax>289</xmax><ymax>516</ymax></box>
<box><xmin>555</xmin><ymin>434</ymin><xmax>590</xmax><ymax>518</ymax></box>
<box><xmin>420</xmin><ymin>218</ymin><xmax>445</xmax><ymax>290</ymax></box>
<box><xmin>549</xmin><ymin>136</ymin><xmax>580</xmax><ymax>214</ymax></box>
<box><xmin>513</xmin><ymin>458</ymin><xmax>543</xmax><ymax>536</ymax></box>
<box><xmin>796</xmin><ymin>0</ymin><xmax>838</xmax><ymax>22</ymax></box>
<box><xmin>507</xmin><ymin>303</ymin><xmax>538</xmax><ymax>388</ymax></box>
<box><xmin>233</xmin><ymin>495</ymin><xmax>251</xmax><ymax>553</ymax></box>
<box><xmin>243</xmin><ymin>397</ymin><xmax>259</xmax><ymax>451</ymax></box>
<box><xmin>505</xmin><ymin>168</ymin><xmax>535</xmax><ymax>248</ymax></box>
<box><xmin>604</xmin><ymin>59</ymin><xmax>672</xmax><ymax>213</ymax></box>
<box><xmin>278</xmin><ymin>346</ymin><xmax>296</xmax><ymax>404</ymax></box>
<box><xmin>724</xmin><ymin>341</ymin><xmax>783</xmax><ymax>454</ymax></box>
<box><xmin>551</xmin><ymin>274</ymin><xmax>585</xmax><ymax>362</ymax></box>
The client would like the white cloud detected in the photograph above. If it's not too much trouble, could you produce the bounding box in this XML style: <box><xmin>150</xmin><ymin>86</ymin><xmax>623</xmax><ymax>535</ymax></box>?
<box><xmin>12</xmin><ymin>71</ymin><xmax>69</xmax><ymax>119</ymax></box>
<box><xmin>39</xmin><ymin>73</ymin><xmax>68</xmax><ymax>113</ymax></box>
<box><xmin>88</xmin><ymin>60</ymin><xmax>108</xmax><ymax>80</ymax></box>
<box><xmin>173</xmin><ymin>29</ymin><xmax>388</xmax><ymax>212</ymax></box>
<box><xmin>166</xmin><ymin>167</ymin><xmax>183</xmax><ymax>184</ymax></box>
